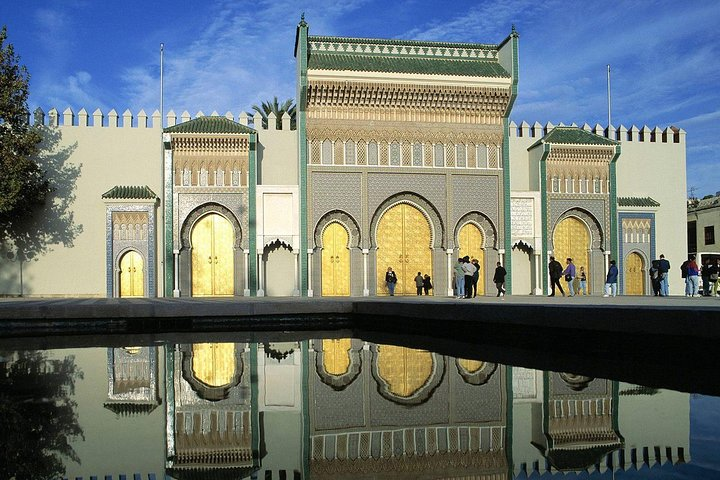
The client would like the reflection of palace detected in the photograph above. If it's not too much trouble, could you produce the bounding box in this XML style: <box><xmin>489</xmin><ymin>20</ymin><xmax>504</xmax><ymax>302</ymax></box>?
<box><xmin>76</xmin><ymin>341</ymin><xmax>691</xmax><ymax>479</ymax></box>
<box><xmin>0</xmin><ymin>17</ymin><xmax>687</xmax><ymax>297</ymax></box>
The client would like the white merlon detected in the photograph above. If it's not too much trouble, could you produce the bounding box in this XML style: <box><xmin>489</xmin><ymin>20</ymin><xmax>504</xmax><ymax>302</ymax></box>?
<box><xmin>224</xmin><ymin>111</ymin><xmax>233</xmax><ymax>121</ymax></box>
<box><xmin>210</xmin><ymin>110</ymin><xmax>220</xmax><ymax>117</ymax></box>
<box><xmin>282</xmin><ymin>112</ymin><xmax>291</xmax><ymax>130</ymax></box>
<box><xmin>195</xmin><ymin>110</ymin><xmax>205</xmax><ymax>118</ymax></box>
<box><xmin>138</xmin><ymin>109</ymin><xmax>147</xmax><ymax>128</ymax></box>
<box><xmin>268</xmin><ymin>112</ymin><xmax>277</xmax><ymax>131</ymax></box>
<box><xmin>181</xmin><ymin>111</ymin><xmax>191</xmax><ymax>123</ymax></box>
<box><xmin>151</xmin><ymin>110</ymin><xmax>161</xmax><ymax>128</ymax></box>
<box><xmin>78</xmin><ymin>108</ymin><xmax>88</xmax><ymax>126</ymax></box>
<box><xmin>108</xmin><ymin>109</ymin><xmax>119</xmax><ymax>128</ymax></box>
<box><xmin>239</xmin><ymin>112</ymin><xmax>249</xmax><ymax>126</ymax></box>
<box><xmin>93</xmin><ymin>108</ymin><xmax>103</xmax><ymax>127</ymax></box>
<box><xmin>166</xmin><ymin>110</ymin><xmax>176</xmax><ymax>127</ymax></box>
<box><xmin>123</xmin><ymin>109</ymin><xmax>133</xmax><ymax>128</ymax></box>
<box><xmin>63</xmin><ymin>107</ymin><xmax>74</xmax><ymax>126</ymax></box>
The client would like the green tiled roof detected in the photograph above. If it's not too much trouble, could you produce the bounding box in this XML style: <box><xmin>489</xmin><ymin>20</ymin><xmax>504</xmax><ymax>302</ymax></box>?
<box><xmin>102</xmin><ymin>185</ymin><xmax>157</xmax><ymax>200</ymax></box>
<box><xmin>164</xmin><ymin>116</ymin><xmax>255</xmax><ymax>134</ymax></box>
<box><xmin>308</xmin><ymin>53</ymin><xmax>510</xmax><ymax>77</ymax></box>
<box><xmin>529</xmin><ymin>127</ymin><xmax>618</xmax><ymax>149</ymax></box>
<box><xmin>618</xmin><ymin>197</ymin><xmax>660</xmax><ymax>207</ymax></box>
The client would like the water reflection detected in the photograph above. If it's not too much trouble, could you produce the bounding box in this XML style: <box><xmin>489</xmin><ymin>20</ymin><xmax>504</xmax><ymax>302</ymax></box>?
<box><xmin>0</xmin><ymin>349</ymin><xmax>84</xmax><ymax>480</ymax></box>
<box><xmin>9</xmin><ymin>340</ymin><xmax>696</xmax><ymax>479</ymax></box>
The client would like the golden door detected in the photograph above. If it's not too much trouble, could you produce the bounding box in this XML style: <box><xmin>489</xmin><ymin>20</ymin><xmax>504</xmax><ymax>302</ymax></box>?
<box><xmin>458</xmin><ymin>223</ymin><xmax>485</xmax><ymax>295</ymax></box>
<box><xmin>376</xmin><ymin>345</ymin><xmax>432</xmax><ymax>397</ymax></box>
<box><xmin>625</xmin><ymin>252</ymin><xmax>645</xmax><ymax>295</ymax></box>
<box><xmin>119</xmin><ymin>250</ymin><xmax>144</xmax><ymax>297</ymax></box>
<box><xmin>191</xmin><ymin>343</ymin><xmax>236</xmax><ymax>387</ymax></box>
<box><xmin>553</xmin><ymin>217</ymin><xmax>590</xmax><ymax>293</ymax></box>
<box><xmin>376</xmin><ymin>204</ymin><xmax>432</xmax><ymax>295</ymax></box>
<box><xmin>191</xmin><ymin>213</ymin><xmax>235</xmax><ymax>296</ymax></box>
<box><xmin>322</xmin><ymin>338</ymin><xmax>352</xmax><ymax>376</ymax></box>
<box><xmin>321</xmin><ymin>222</ymin><xmax>350</xmax><ymax>296</ymax></box>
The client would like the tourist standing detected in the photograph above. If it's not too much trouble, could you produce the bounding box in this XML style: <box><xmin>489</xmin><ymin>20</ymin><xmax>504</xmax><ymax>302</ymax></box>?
<box><xmin>578</xmin><ymin>266</ymin><xmax>587</xmax><ymax>295</ymax></box>
<box><xmin>414</xmin><ymin>272</ymin><xmax>424</xmax><ymax>296</ymax></box>
<box><xmin>702</xmin><ymin>259</ymin><xmax>713</xmax><ymax>296</ymax></box>
<box><xmin>548</xmin><ymin>256</ymin><xmax>565</xmax><ymax>297</ymax></box>
<box><xmin>658</xmin><ymin>254</ymin><xmax>670</xmax><ymax>296</ymax></box>
<box><xmin>423</xmin><ymin>274</ymin><xmax>433</xmax><ymax>295</ymax></box>
<box><xmin>562</xmin><ymin>258</ymin><xmax>576</xmax><ymax>297</ymax></box>
<box><xmin>385</xmin><ymin>267</ymin><xmax>398</xmax><ymax>296</ymax></box>
<box><xmin>649</xmin><ymin>260</ymin><xmax>661</xmax><ymax>296</ymax></box>
<box><xmin>713</xmin><ymin>259</ymin><xmax>720</xmax><ymax>296</ymax></box>
<box><xmin>471</xmin><ymin>258</ymin><xmax>480</xmax><ymax>297</ymax></box>
<box><xmin>454</xmin><ymin>258</ymin><xmax>465</xmax><ymax>299</ymax></box>
<box><xmin>493</xmin><ymin>261</ymin><xmax>507</xmax><ymax>297</ymax></box>
<box><xmin>604</xmin><ymin>260</ymin><xmax>618</xmax><ymax>297</ymax></box>
<box><xmin>681</xmin><ymin>258</ymin><xmax>690</xmax><ymax>296</ymax></box>
<box><xmin>686</xmin><ymin>255</ymin><xmax>700</xmax><ymax>297</ymax></box>
<box><xmin>462</xmin><ymin>256</ymin><xmax>477</xmax><ymax>299</ymax></box>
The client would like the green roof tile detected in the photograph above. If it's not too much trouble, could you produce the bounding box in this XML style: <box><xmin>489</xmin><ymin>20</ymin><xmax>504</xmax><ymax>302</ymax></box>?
<box><xmin>618</xmin><ymin>197</ymin><xmax>660</xmax><ymax>207</ymax></box>
<box><xmin>529</xmin><ymin>126</ymin><xmax>618</xmax><ymax>149</ymax></box>
<box><xmin>308</xmin><ymin>53</ymin><xmax>510</xmax><ymax>78</ymax></box>
<box><xmin>164</xmin><ymin>116</ymin><xmax>255</xmax><ymax>134</ymax></box>
<box><xmin>102</xmin><ymin>185</ymin><xmax>158</xmax><ymax>200</ymax></box>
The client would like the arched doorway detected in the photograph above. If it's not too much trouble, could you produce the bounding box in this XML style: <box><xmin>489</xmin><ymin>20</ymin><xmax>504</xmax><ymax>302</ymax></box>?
<box><xmin>191</xmin><ymin>213</ymin><xmax>234</xmax><ymax>296</ymax></box>
<box><xmin>191</xmin><ymin>343</ymin><xmax>236</xmax><ymax>387</ymax></box>
<box><xmin>321</xmin><ymin>338</ymin><xmax>352</xmax><ymax>376</ymax></box>
<box><xmin>321</xmin><ymin>222</ymin><xmax>350</xmax><ymax>296</ymax></box>
<box><xmin>458</xmin><ymin>222</ymin><xmax>485</xmax><ymax>295</ymax></box>
<box><xmin>376</xmin><ymin>203</ymin><xmax>432</xmax><ymax>296</ymax></box>
<box><xmin>553</xmin><ymin>216</ymin><xmax>591</xmax><ymax>293</ymax></box>
<box><xmin>376</xmin><ymin>345</ymin><xmax>433</xmax><ymax>398</ymax></box>
<box><xmin>625</xmin><ymin>252</ymin><xmax>645</xmax><ymax>295</ymax></box>
<box><xmin>119</xmin><ymin>250</ymin><xmax>144</xmax><ymax>297</ymax></box>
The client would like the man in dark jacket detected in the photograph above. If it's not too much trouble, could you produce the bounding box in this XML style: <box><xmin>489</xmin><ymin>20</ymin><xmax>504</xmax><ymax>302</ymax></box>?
<box><xmin>548</xmin><ymin>256</ymin><xmax>565</xmax><ymax>297</ymax></box>
<box><xmin>658</xmin><ymin>254</ymin><xmax>670</xmax><ymax>296</ymax></box>
<box><xmin>604</xmin><ymin>260</ymin><xmax>619</xmax><ymax>297</ymax></box>
<box><xmin>493</xmin><ymin>262</ymin><xmax>507</xmax><ymax>297</ymax></box>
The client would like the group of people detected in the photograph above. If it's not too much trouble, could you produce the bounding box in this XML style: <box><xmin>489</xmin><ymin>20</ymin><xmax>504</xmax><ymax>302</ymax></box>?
<box><xmin>384</xmin><ymin>267</ymin><xmax>433</xmax><ymax>296</ymax></box>
<box><xmin>547</xmin><ymin>256</ymin><xmax>589</xmax><ymax>297</ymax></box>
<box><xmin>677</xmin><ymin>255</ymin><xmax>720</xmax><ymax>297</ymax></box>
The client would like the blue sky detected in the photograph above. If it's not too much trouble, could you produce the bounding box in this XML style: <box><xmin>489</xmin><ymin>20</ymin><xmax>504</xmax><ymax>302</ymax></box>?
<box><xmin>3</xmin><ymin>0</ymin><xmax>719</xmax><ymax>197</ymax></box>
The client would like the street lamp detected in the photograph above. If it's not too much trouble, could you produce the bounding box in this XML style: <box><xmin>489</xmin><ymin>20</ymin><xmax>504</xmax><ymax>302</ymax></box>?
<box><xmin>5</xmin><ymin>250</ymin><xmax>34</xmax><ymax>297</ymax></box>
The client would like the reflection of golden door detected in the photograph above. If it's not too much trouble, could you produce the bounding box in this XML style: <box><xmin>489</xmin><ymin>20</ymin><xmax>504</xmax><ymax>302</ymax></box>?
<box><xmin>458</xmin><ymin>223</ymin><xmax>485</xmax><ymax>295</ymax></box>
<box><xmin>119</xmin><ymin>250</ymin><xmax>144</xmax><ymax>297</ymax></box>
<box><xmin>192</xmin><ymin>343</ymin><xmax>236</xmax><ymax>387</ymax></box>
<box><xmin>321</xmin><ymin>223</ymin><xmax>350</xmax><ymax>296</ymax></box>
<box><xmin>322</xmin><ymin>338</ymin><xmax>352</xmax><ymax>375</ymax></box>
<box><xmin>625</xmin><ymin>252</ymin><xmax>645</xmax><ymax>295</ymax></box>
<box><xmin>376</xmin><ymin>204</ymin><xmax>432</xmax><ymax>295</ymax></box>
<box><xmin>458</xmin><ymin>358</ymin><xmax>485</xmax><ymax>373</ymax></box>
<box><xmin>553</xmin><ymin>217</ymin><xmax>590</xmax><ymax>293</ymax></box>
<box><xmin>191</xmin><ymin>213</ymin><xmax>234</xmax><ymax>296</ymax></box>
<box><xmin>377</xmin><ymin>345</ymin><xmax>432</xmax><ymax>397</ymax></box>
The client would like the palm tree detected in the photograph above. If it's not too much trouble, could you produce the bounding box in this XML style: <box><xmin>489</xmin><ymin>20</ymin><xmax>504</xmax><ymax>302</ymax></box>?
<box><xmin>249</xmin><ymin>97</ymin><xmax>296</xmax><ymax>130</ymax></box>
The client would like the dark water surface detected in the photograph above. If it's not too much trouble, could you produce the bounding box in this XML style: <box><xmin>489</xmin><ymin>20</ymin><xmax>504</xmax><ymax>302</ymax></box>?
<box><xmin>1</xmin><ymin>334</ymin><xmax>719</xmax><ymax>480</ymax></box>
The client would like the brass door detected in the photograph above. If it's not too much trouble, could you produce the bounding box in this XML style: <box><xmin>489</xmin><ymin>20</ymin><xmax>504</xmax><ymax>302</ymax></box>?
<box><xmin>191</xmin><ymin>343</ymin><xmax>236</xmax><ymax>387</ymax></box>
<box><xmin>553</xmin><ymin>217</ymin><xmax>590</xmax><ymax>293</ymax></box>
<box><xmin>376</xmin><ymin>345</ymin><xmax>432</xmax><ymax>397</ymax></box>
<box><xmin>119</xmin><ymin>250</ymin><xmax>144</xmax><ymax>297</ymax></box>
<box><xmin>322</xmin><ymin>338</ymin><xmax>352</xmax><ymax>376</ymax></box>
<box><xmin>625</xmin><ymin>252</ymin><xmax>645</xmax><ymax>295</ymax></box>
<box><xmin>458</xmin><ymin>223</ymin><xmax>485</xmax><ymax>295</ymax></box>
<box><xmin>191</xmin><ymin>213</ymin><xmax>235</xmax><ymax>297</ymax></box>
<box><xmin>376</xmin><ymin>204</ymin><xmax>432</xmax><ymax>295</ymax></box>
<box><xmin>321</xmin><ymin>222</ymin><xmax>350</xmax><ymax>296</ymax></box>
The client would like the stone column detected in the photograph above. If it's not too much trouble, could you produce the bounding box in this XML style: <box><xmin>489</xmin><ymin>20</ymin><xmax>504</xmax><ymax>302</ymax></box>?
<box><xmin>257</xmin><ymin>253</ymin><xmax>265</xmax><ymax>297</ymax></box>
<box><xmin>293</xmin><ymin>251</ymin><xmax>300</xmax><ymax>296</ymax></box>
<box><xmin>534</xmin><ymin>252</ymin><xmax>543</xmax><ymax>295</ymax></box>
<box><xmin>172</xmin><ymin>250</ymin><xmax>180</xmax><ymax>297</ymax></box>
<box><xmin>446</xmin><ymin>248</ymin><xmax>454</xmax><ymax>297</ymax></box>
<box><xmin>362</xmin><ymin>249</ymin><xmax>370</xmax><ymax>296</ymax></box>
<box><xmin>498</xmin><ymin>248</ymin><xmax>506</xmax><ymax>266</ymax></box>
<box><xmin>307</xmin><ymin>249</ymin><xmax>314</xmax><ymax>297</ymax></box>
<box><xmin>243</xmin><ymin>249</ymin><xmax>250</xmax><ymax>296</ymax></box>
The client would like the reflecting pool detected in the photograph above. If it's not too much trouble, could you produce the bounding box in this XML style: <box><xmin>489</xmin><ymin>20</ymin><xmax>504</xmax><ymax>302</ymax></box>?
<box><xmin>1</xmin><ymin>338</ymin><xmax>719</xmax><ymax>479</ymax></box>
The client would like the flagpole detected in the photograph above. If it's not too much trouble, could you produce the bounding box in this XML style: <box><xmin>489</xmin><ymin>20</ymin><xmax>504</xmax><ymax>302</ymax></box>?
<box><xmin>607</xmin><ymin>64</ymin><xmax>612</xmax><ymax>127</ymax></box>
<box><xmin>160</xmin><ymin>42</ymin><xmax>165</xmax><ymax>296</ymax></box>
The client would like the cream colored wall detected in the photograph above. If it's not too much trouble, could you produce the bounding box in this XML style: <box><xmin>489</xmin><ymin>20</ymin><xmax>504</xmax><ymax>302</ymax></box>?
<box><xmin>616</xmin><ymin>132</ymin><xmax>687</xmax><ymax>295</ymax></box>
<box><xmin>257</xmin><ymin>119</ymin><xmax>298</xmax><ymax>186</ymax></box>
<box><xmin>0</xmin><ymin>116</ymin><xmax>163</xmax><ymax>297</ymax></box>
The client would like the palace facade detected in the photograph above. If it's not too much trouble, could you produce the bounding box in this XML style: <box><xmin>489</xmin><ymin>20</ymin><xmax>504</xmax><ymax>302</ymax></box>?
<box><xmin>0</xmin><ymin>19</ymin><xmax>687</xmax><ymax>298</ymax></box>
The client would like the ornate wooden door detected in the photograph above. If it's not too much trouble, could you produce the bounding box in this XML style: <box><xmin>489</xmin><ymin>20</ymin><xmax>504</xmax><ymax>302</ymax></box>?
<box><xmin>458</xmin><ymin>222</ymin><xmax>485</xmax><ymax>295</ymax></box>
<box><xmin>321</xmin><ymin>222</ymin><xmax>350</xmax><ymax>296</ymax></box>
<box><xmin>376</xmin><ymin>204</ymin><xmax>432</xmax><ymax>295</ymax></box>
<box><xmin>625</xmin><ymin>252</ymin><xmax>645</xmax><ymax>295</ymax></box>
<box><xmin>191</xmin><ymin>213</ymin><xmax>235</xmax><ymax>296</ymax></box>
<box><xmin>553</xmin><ymin>217</ymin><xmax>590</xmax><ymax>293</ymax></box>
<box><xmin>119</xmin><ymin>250</ymin><xmax>144</xmax><ymax>297</ymax></box>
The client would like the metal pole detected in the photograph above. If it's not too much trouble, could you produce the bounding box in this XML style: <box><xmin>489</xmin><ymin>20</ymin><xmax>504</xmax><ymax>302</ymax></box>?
<box><xmin>607</xmin><ymin>64</ymin><xmax>612</xmax><ymax>127</ymax></box>
<box><xmin>160</xmin><ymin>43</ymin><xmax>165</xmax><ymax>297</ymax></box>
